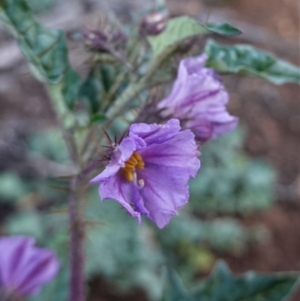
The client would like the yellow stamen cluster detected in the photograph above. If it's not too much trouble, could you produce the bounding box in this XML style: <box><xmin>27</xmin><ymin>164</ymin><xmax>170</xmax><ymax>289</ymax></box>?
<box><xmin>122</xmin><ymin>152</ymin><xmax>145</xmax><ymax>181</ymax></box>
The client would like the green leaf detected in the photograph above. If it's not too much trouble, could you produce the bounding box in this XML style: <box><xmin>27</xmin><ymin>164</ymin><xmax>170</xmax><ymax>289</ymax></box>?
<box><xmin>27</xmin><ymin>128</ymin><xmax>68</xmax><ymax>162</ymax></box>
<box><xmin>205</xmin><ymin>22</ymin><xmax>242</xmax><ymax>36</ymax></box>
<box><xmin>62</xmin><ymin>68</ymin><xmax>81</xmax><ymax>109</ymax></box>
<box><xmin>0</xmin><ymin>0</ymin><xmax>81</xmax><ymax>108</ymax></box>
<box><xmin>78</xmin><ymin>69</ymin><xmax>103</xmax><ymax>113</ymax></box>
<box><xmin>148</xmin><ymin>16</ymin><xmax>207</xmax><ymax>58</ymax></box>
<box><xmin>162</xmin><ymin>261</ymin><xmax>299</xmax><ymax>301</ymax></box>
<box><xmin>163</xmin><ymin>269</ymin><xmax>189</xmax><ymax>301</ymax></box>
<box><xmin>90</xmin><ymin>113</ymin><xmax>106</xmax><ymax>124</ymax></box>
<box><xmin>27</xmin><ymin>0</ymin><xmax>57</xmax><ymax>13</ymax></box>
<box><xmin>195</xmin><ymin>261</ymin><xmax>299</xmax><ymax>301</ymax></box>
<box><xmin>205</xmin><ymin>39</ymin><xmax>300</xmax><ymax>84</ymax></box>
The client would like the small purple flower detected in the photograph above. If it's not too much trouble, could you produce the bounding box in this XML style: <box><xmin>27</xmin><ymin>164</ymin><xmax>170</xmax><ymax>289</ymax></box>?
<box><xmin>157</xmin><ymin>54</ymin><xmax>238</xmax><ymax>142</ymax></box>
<box><xmin>91</xmin><ymin>119</ymin><xmax>200</xmax><ymax>228</ymax></box>
<box><xmin>0</xmin><ymin>236</ymin><xmax>59</xmax><ymax>298</ymax></box>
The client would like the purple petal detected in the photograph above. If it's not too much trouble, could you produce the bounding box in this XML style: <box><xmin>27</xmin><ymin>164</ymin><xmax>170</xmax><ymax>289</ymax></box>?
<box><xmin>90</xmin><ymin>137</ymin><xmax>136</xmax><ymax>183</ymax></box>
<box><xmin>138</xmin><ymin>164</ymin><xmax>190</xmax><ymax>228</ymax></box>
<box><xmin>159</xmin><ymin>69</ymin><xmax>226</xmax><ymax>117</ymax></box>
<box><xmin>15</xmin><ymin>249</ymin><xmax>59</xmax><ymax>296</ymax></box>
<box><xmin>139</xmin><ymin>129</ymin><xmax>200</xmax><ymax>177</ymax></box>
<box><xmin>210</xmin><ymin>117</ymin><xmax>239</xmax><ymax>139</ymax></box>
<box><xmin>186</xmin><ymin>119</ymin><xmax>214</xmax><ymax>142</ymax></box>
<box><xmin>98</xmin><ymin>172</ymin><xmax>149</xmax><ymax>222</ymax></box>
<box><xmin>0</xmin><ymin>236</ymin><xmax>35</xmax><ymax>288</ymax></box>
<box><xmin>182</xmin><ymin>54</ymin><xmax>207</xmax><ymax>74</ymax></box>
<box><xmin>187</xmin><ymin>114</ymin><xmax>238</xmax><ymax>142</ymax></box>
<box><xmin>91</xmin><ymin>119</ymin><xmax>200</xmax><ymax>228</ymax></box>
<box><xmin>129</xmin><ymin>119</ymin><xmax>181</xmax><ymax>145</ymax></box>
<box><xmin>157</xmin><ymin>54</ymin><xmax>238</xmax><ymax>142</ymax></box>
<box><xmin>0</xmin><ymin>236</ymin><xmax>59</xmax><ymax>297</ymax></box>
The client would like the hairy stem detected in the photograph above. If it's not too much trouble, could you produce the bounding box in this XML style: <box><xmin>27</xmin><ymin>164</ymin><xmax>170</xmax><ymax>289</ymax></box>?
<box><xmin>69</xmin><ymin>176</ymin><xmax>85</xmax><ymax>301</ymax></box>
<box><xmin>47</xmin><ymin>85</ymin><xmax>85</xmax><ymax>301</ymax></box>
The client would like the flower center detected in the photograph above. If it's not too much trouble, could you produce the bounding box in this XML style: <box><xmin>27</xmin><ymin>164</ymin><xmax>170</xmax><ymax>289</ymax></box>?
<box><xmin>122</xmin><ymin>152</ymin><xmax>145</xmax><ymax>182</ymax></box>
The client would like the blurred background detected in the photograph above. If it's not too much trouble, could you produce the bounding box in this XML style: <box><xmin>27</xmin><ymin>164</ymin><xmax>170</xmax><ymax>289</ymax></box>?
<box><xmin>0</xmin><ymin>0</ymin><xmax>299</xmax><ymax>300</ymax></box>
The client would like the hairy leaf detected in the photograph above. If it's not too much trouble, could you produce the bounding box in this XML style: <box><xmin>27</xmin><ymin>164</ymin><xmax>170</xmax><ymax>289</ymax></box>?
<box><xmin>0</xmin><ymin>0</ymin><xmax>81</xmax><ymax>108</ymax></box>
<box><xmin>163</xmin><ymin>261</ymin><xmax>299</xmax><ymax>301</ymax></box>
<box><xmin>205</xmin><ymin>39</ymin><xmax>300</xmax><ymax>84</ymax></box>
<box><xmin>148</xmin><ymin>16</ymin><xmax>207</xmax><ymax>57</ymax></box>
<box><xmin>90</xmin><ymin>113</ymin><xmax>106</xmax><ymax>124</ymax></box>
<box><xmin>205</xmin><ymin>22</ymin><xmax>242</xmax><ymax>36</ymax></box>
<box><xmin>79</xmin><ymin>70</ymin><xmax>103</xmax><ymax>114</ymax></box>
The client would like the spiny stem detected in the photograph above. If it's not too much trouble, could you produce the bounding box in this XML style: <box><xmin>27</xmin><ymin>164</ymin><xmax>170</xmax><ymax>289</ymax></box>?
<box><xmin>69</xmin><ymin>176</ymin><xmax>85</xmax><ymax>301</ymax></box>
<box><xmin>47</xmin><ymin>84</ymin><xmax>85</xmax><ymax>301</ymax></box>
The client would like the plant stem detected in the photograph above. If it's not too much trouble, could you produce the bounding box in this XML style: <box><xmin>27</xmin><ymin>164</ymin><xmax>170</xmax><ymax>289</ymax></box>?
<box><xmin>47</xmin><ymin>84</ymin><xmax>85</xmax><ymax>301</ymax></box>
<box><xmin>69</xmin><ymin>176</ymin><xmax>85</xmax><ymax>301</ymax></box>
<box><xmin>47</xmin><ymin>84</ymin><xmax>79</xmax><ymax>165</ymax></box>
<box><xmin>104</xmin><ymin>40</ymin><xmax>179</xmax><ymax>121</ymax></box>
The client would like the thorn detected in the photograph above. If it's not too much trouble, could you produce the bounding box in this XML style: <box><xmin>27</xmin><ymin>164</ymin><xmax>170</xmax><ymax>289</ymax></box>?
<box><xmin>118</xmin><ymin>130</ymin><xmax>128</xmax><ymax>144</ymax></box>
<box><xmin>49</xmin><ymin>185</ymin><xmax>71</xmax><ymax>192</ymax></box>
<box><xmin>103</xmin><ymin>155</ymin><xmax>110</xmax><ymax>160</ymax></box>
<box><xmin>84</xmin><ymin>220</ymin><xmax>105</xmax><ymax>228</ymax></box>
<box><xmin>102</xmin><ymin>129</ymin><xmax>112</xmax><ymax>144</ymax></box>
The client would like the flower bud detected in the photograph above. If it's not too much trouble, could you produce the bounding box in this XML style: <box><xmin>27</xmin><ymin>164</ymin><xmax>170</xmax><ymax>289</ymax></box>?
<box><xmin>141</xmin><ymin>12</ymin><xmax>167</xmax><ymax>36</ymax></box>
<box><xmin>83</xmin><ymin>28</ymin><xmax>127</xmax><ymax>53</ymax></box>
<box><xmin>83</xmin><ymin>28</ymin><xmax>109</xmax><ymax>52</ymax></box>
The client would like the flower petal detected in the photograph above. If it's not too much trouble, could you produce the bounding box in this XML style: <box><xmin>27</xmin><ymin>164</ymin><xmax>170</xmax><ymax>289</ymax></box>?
<box><xmin>129</xmin><ymin>119</ymin><xmax>181</xmax><ymax>145</ymax></box>
<box><xmin>0</xmin><ymin>236</ymin><xmax>59</xmax><ymax>297</ymax></box>
<box><xmin>210</xmin><ymin>117</ymin><xmax>239</xmax><ymax>138</ymax></box>
<box><xmin>139</xmin><ymin>130</ymin><xmax>200</xmax><ymax>177</ymax></box>
<box><xmin>16</xmin><ymin>249</ymin><xmax>59</xmax><ymax>296</ymax></box>
<box><xmin>91</xmin><ymin>119</ymin><xmax>200</xmax><ymax>228</ymax></box>
<box><xmin>0</xmin><ymin>236</ymin><xmax>35</xmax><ymax>288</ymax></box>
<box><xmin>90</xmin><ymin>137</ymin><xmax>136</xmax><ymax>183</ymax></box>
<box><xmin>187</xmin><ymin>114</ymin><xmax>238</xmax><ymax>142</ymax></box>
<box><xmin>157</xmin><ymin>54</ymin><xmax>237</xmax><ymax>142</ymax></box>
<box><xmin>98</xmin><ymin>172</ymin><xmax>149</xmax><ymax>222</ymax></box>
<box><xmin>182</xmin><ymin>54</ymin><xmax>207</xmax><ymax>74</ymax></box>
<box><xmin>138</xmin><ymin>164</ymin><xmax>190</xmax><ymax>228</ymax></box>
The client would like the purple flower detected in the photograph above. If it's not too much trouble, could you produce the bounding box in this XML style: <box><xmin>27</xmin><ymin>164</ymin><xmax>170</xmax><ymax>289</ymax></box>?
<box><xmin>157</xmin><ymin>54</ymin><xmax>238</xmax><ymax>142</ymax></box>
<box><xmin>0</xmin><ymin>236</ymin><xmax>59</xmax><ymax>297</ymax></box>
<box><xmin>91</xmin><ymin>119</ymin><xmax>200</xmax><ymax>228</ymax></box>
